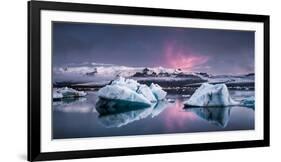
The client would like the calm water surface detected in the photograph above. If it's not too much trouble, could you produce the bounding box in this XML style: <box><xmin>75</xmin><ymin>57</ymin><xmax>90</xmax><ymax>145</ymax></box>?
<box><xmin>52</xmin><ymin>90</ymin><xmax>254</xmax><ymax>139</ymax></box>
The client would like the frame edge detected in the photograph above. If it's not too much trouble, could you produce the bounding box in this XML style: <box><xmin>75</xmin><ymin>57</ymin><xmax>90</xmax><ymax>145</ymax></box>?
<box><xmin>27</xmin><ymin>1</ymin><xmax>270</xmax><ymax>161</ymax></box>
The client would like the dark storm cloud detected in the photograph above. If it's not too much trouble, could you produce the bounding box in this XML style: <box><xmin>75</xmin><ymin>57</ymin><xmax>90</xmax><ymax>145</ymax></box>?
<box><xmin>53</xmin><ymin>22</ymin><xmax>254</xmax><ymax>75</ymax></box>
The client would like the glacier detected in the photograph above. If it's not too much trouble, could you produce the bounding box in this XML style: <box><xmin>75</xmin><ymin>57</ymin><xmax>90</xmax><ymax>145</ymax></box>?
<box><xmin>97</xmin><ymin>77</ymin><xmax>167</xmax><ymax>113</ymax></box>
<box><xmin>53</xmin><ymin>87</ymin><xmax>87</xmax><ymax>99</ymax></box>
<box><xmin>184</xmin><ymin>83</ymin><xmax>239</xmax><ymax>107</ymax></box>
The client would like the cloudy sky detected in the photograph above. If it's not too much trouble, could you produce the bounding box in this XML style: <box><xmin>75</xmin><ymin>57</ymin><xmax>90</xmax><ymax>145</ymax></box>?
<box><xmin>53</xmin><ymin>22</ymin><xmax>254</xmax><ymax>75</ymax></box>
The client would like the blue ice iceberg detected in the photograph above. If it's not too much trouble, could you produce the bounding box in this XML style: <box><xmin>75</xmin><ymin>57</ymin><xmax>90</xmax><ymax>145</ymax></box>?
<box><xmin>150</xmin><ymin>83</ymin><xmax>167</xmax><ymax>101</ymax></box>
<box><xmin>97</xmin><ymin>85</ymin><xmax>152</xmax><ymax>107</ymax></box>
<box><xmin>137</xmin><ymin>84</ymin><xmax>157</xmax><ymax>103</ymax></box>
<box><xmin>240</xmin><ymin>96</ymin><xmax>255</xmax><ymax>108</ymax></box>
<box><xmin>97</xmin><ymin>77</ymin><xmax>167</xmax><ymax>114</ymax></box>
<box><xmin>184</xmin><ymin>83</ymin><xmax>239</xmax><ymax>107</ymax></box>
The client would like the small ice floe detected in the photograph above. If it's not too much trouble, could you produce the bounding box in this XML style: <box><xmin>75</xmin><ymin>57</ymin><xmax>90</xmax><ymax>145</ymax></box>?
<box><xmin>182</xmin><ymin>94</ymin><xmax>191</xmax><ymax>98</ymax></box>
<box><xmin>53</xmin><ymin>87</ymin><xmax>87</xmax><ymax>100</ymax></box>
<box><xmin>184</xmin><ymin>83</ymin><xmax>239</xmax><ymax>107</ymax></box>
<box><xmin>96</xmin><ymin>77</ymin><xmax>167</xmax><ymax>114</ymax></box>
<box><xmin>53</xmin><ymin>90</ymin><xmax>63</xmax><ymax>100</ymax></box>
<box><xmin>240</xmin><ymin>96</ymin><xmax>255</xmax><ymax>108</ymax></box>
<box><xmin>167</xmin><ymin>98</ymin><xmax>176</xmax><ymax>103</ymax></box>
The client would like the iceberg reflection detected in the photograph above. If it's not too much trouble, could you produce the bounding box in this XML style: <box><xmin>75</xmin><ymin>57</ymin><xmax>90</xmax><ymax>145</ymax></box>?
<box><xmin>53</xmin><ymin>97</ymin><xmax>94</xmax><ymax>113</ymax></box>
<box><xmin>96</xmin><ymin>99</ymin><xmax>170</xmax><ymax>128</ymax></box>
<box><xmin>184</xmin><ymin>106</ymin><xmax>231</xmax><ymax>128</ymax></box>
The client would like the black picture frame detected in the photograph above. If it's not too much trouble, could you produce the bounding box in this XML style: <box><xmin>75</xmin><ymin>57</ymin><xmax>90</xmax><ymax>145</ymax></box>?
<box><xmin>28</xmin><ymin>1</ymin><xmax>270</xmax><ymax>161</ymax></box>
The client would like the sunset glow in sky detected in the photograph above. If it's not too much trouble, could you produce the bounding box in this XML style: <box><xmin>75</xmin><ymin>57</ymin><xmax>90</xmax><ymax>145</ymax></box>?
<box><xmin>164</xmin><ymin>42</ymin><xmax>209</xmax><ymax>71</ymax></box>
<box><xmin>53</xmin><ymin>22</ymin><xmax>255</xmax><ymax>75</ymax></box>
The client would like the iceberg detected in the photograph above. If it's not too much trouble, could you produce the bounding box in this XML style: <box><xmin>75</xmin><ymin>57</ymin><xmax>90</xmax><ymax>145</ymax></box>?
<box><xmin>240</xmin><ymin>96</ymin><xmax>255</xmax><ymax>108</ymax></box>
<box><xmin>53</xmin><ymin>87</ymin><xmax>87</xmax><ymax>100</ymax></box>
<box><xmin>97</xmin><ymin>77</ymin><xmax>167</xmax><ymax>109</ymax></box>
<box><xmin>150</xmin><ymin>83</ymin><xmax>167</xmax><ymax>101</ymax></box>
<box><xmin>97</xmin><ymin>85</ymin><xmax>151</xmax><ymax>107</ymax></box>
<box><xmin>111</xmin><ymin>77</ymin><xmax>140</xmax><ymax>91</ymax></box>
<box><xmin>184</xmin><ymin>83</ymin><xmax>238</xmax><ymax>107</ymax></box>
<box><xmin>53</xmin><ymin>90</ymin><xmax>63</xmax><ymax>99</ymax></box>
<box><xmin>137</xmin><ymin>84</ymin><xmax>157</xmax><ymax>102</ymax></box>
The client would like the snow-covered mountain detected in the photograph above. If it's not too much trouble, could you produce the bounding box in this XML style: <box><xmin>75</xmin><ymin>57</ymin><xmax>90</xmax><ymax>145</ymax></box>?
<box><xmin>53</xmin><ymin>63</ymin><xmax>254</xmax><ymax>89</ymax></box>
<box><xmin>54</xmin><ymin>63</ymin><xmax>183</xmax><ymax>78</ymax></box>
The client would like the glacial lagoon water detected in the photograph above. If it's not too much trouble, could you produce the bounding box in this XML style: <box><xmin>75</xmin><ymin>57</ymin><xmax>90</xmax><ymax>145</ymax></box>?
<box><xmin>52</xmin><ymin>90</ymin><xmax>255</xmax><ymax>139</ymax></box>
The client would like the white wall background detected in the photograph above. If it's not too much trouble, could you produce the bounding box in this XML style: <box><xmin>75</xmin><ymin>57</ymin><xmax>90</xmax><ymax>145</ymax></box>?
<box><xmin>0</xmin><ymin>0</ymin><xmax>278</xmax><ymax>161</ymax></box>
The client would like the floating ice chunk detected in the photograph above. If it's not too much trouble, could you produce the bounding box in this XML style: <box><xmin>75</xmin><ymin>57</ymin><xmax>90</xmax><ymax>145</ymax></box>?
<box><xmin>150</xmin><ymin>83</ymin><xmax>167</xmax><ymax>100</ymax></box>
<box><xmin>137</xmin><ymin>84</ymin><xmax>157</xmax><ymax>102</ymax></box>
<box><xmin>97</xmin><ymin>85</ymin><xmax>151</xmax><ymax>106</ymax></box>
<box><xmin>53</xmin><ymin>90</ymin><xmax>63</xmax><ymax>99</ymax></box>
<box><xmin>111</xmin><ymin>77</ymin><xmax>140</xmax><ymax>91</ymax></box>
<box><xmin>97</xmin><ymin>77</ymin><xmax>167</xmax><ymax>109</ymax></box>
<box><xmin>184</xmin><ymin>83</ymin><xmax>238</xmax><ymax>107</ymax></box>
<box><xmin>53</xmin><ymin>87</ymin><xmax>87</xmax><ymax>99</ymax></box>
<box><xmin>125</xmin><ymin>78</ymin><xmax>140</xmax><ymax>91</ymax></box>
<box><xmin>240</xmin><ymin>96</ymin><xmax>255</xmax><ymax>108</ymax></box>
<box><xmin>167</xmin><ymin>98</ymin><xmax>176</xmax><ymax>103</ymax></box>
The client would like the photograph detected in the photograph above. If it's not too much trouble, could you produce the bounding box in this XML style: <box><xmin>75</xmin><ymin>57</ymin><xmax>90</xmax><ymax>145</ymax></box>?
<box><xmin>52</xmin><ymin>22</ymin><xmax>255</xmax><ymax>139</ymax></box>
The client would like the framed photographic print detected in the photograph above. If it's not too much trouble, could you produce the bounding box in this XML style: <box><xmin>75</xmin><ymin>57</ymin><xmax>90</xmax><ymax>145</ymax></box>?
<box><xmin>28</xmin><ymin>0</ymin><xmax>270</xmax><ymax>161</ymax></box>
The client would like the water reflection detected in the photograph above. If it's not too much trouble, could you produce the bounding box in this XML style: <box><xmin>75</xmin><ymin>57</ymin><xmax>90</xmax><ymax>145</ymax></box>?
<box><xmin>52</xmin><ymin>91</ymin><xmax>255</xmax><ymax>139</ymax></box>
<box><xmin>53</xmin><ymin>97</ymin><xmax>94</xmax><ymax>113</ymax></box>
<box><xmin>184</xmin><ymin>107</ymin><xmax>231</xmax><ymax>128</ymax></box>
<box><xmin>96</xmin><ymin>100</ymin><xmax>170</xmax><ymax>128</ymax></box>
<box><xmin>95</xmin><ymin>98</ymin><xmax>151</xmax><ymax>115</ymax></box>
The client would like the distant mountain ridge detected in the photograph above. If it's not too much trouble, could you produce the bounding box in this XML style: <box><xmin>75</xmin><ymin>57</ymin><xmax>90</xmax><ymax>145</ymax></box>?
<box><xmin>53</xmin><ymin>63</ymin><xmax>254</xmax><ymax>89</ymax></box>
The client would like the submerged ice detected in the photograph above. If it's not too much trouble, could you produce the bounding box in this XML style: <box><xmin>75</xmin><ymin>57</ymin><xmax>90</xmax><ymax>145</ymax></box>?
<box><xmin>184</xmin><ymin>83</ymin><xmax>239</xmax><ymax>107</ymax></box>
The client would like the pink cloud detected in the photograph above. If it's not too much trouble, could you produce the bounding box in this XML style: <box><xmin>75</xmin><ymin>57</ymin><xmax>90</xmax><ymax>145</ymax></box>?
<box><xmin>164</xmin><ymin>42</ymin><xmax>209</xmax><ymax>71</ymax></box>
<box><xmin>162</xmin><ymin>100</ymin><xmax>197</xmax><ymax>131</ymax></box>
